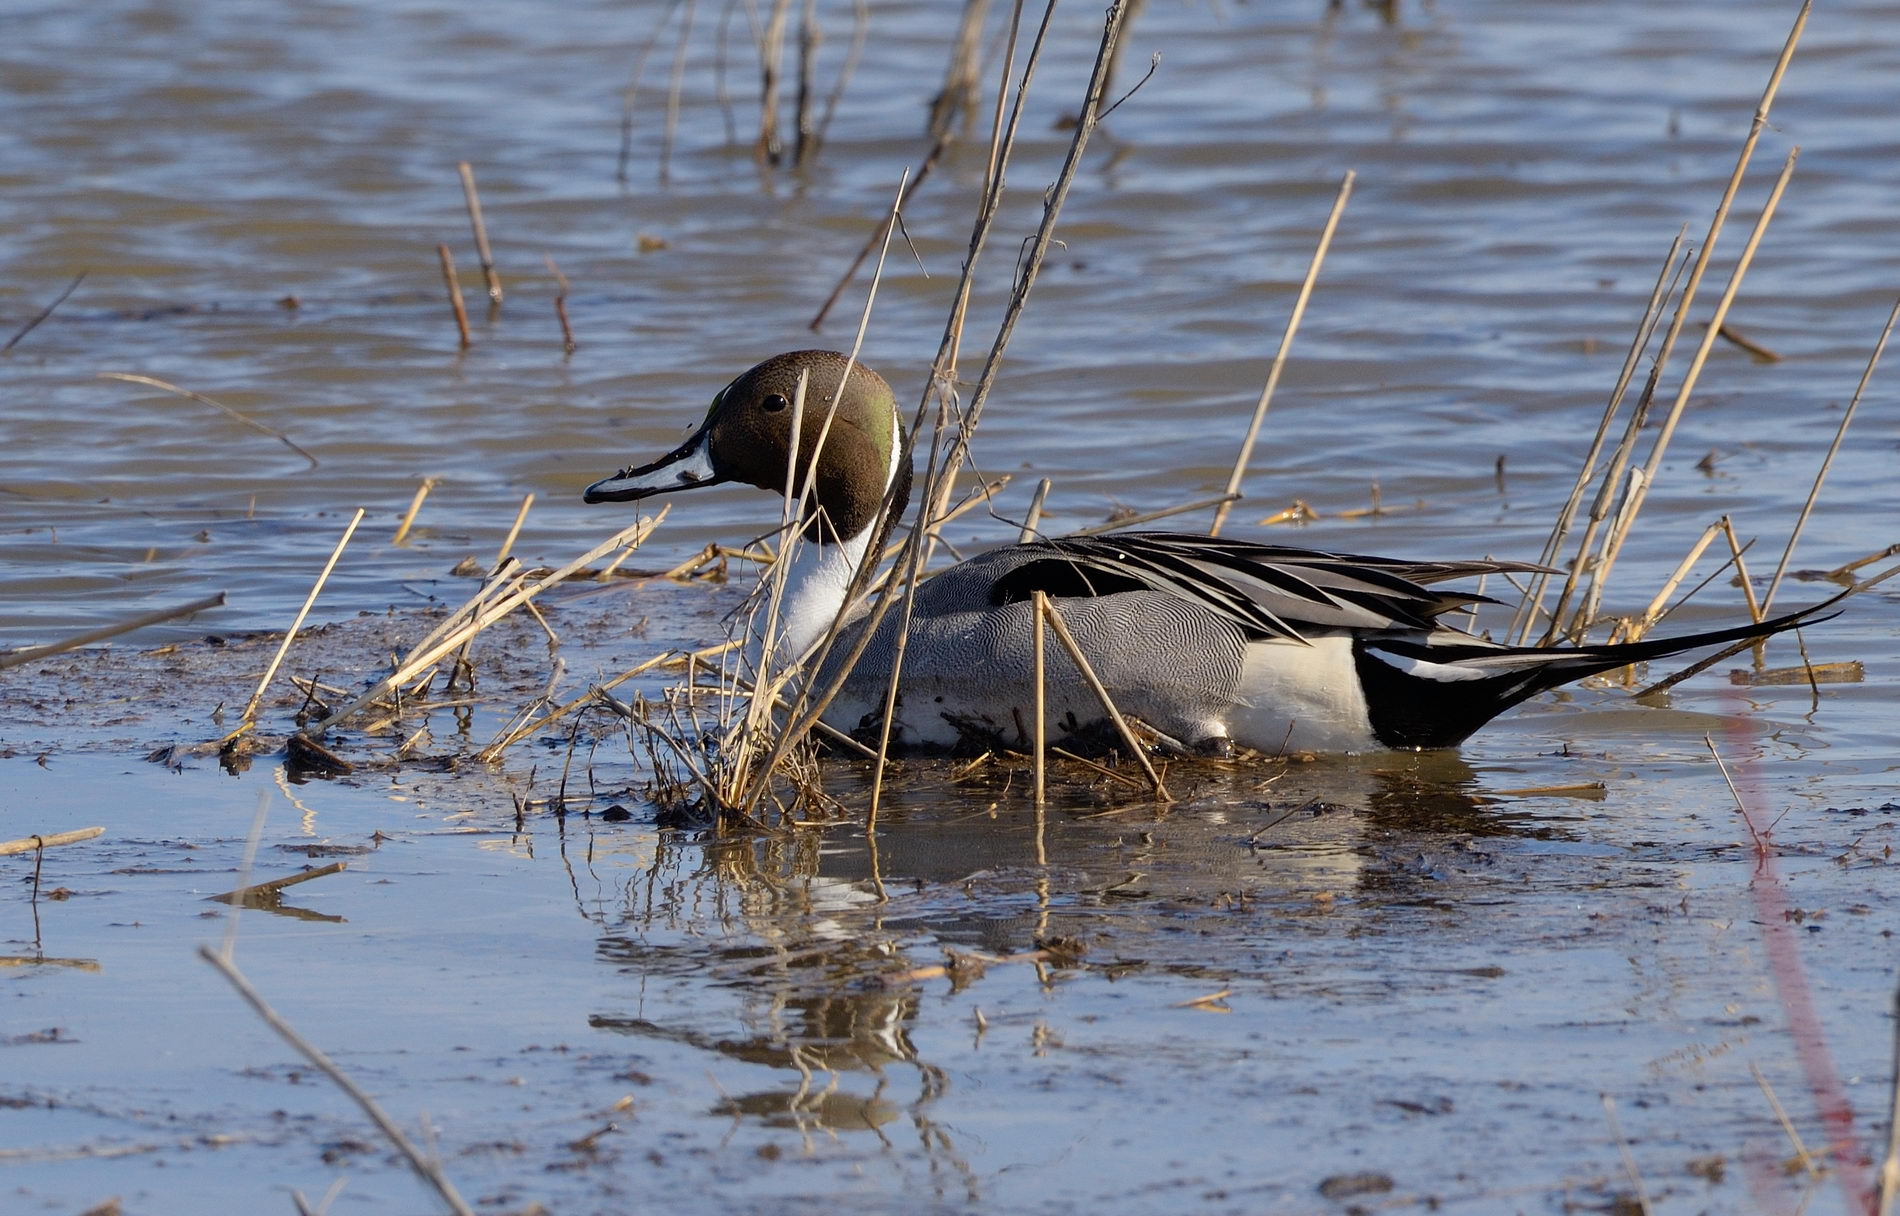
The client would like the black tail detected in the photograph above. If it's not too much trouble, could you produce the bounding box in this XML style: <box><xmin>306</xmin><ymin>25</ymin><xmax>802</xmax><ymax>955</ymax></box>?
<box><xmin>1354</xmin><ymin>602</ymin><xmax>1840</xmax><ymax>750</ymax></box>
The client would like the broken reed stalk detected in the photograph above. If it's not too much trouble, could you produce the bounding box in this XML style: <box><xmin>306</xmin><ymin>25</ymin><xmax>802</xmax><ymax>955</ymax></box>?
<box><xmin>1040</xmin><ymin>597</ymin><xmax>1172</xmax><ymax>802</ymax></box>
<box><xmin>436</xmin><ymin>245</ymin><xmax>471</xmax><ymax>348</ymax></box>
<box><xmin>238</xmin><ymin>508</ymin><xmax>365</xmax><ymax>727</ymax></box>
<box><xmin>1510</xmin><ymin>227</ymin><xmax>1687</xmax><ymax>643</ymax></box>
<box><xmin>1601</xmin><ymin>1094</ymin><xmax>1655</xmax><ymax>1216</ymax></box>
<box><xmin>1627</xmin><ymin>519</ymin><xmax>1723</xmax><ymax>642</ymax></box>
<box><xmin>1209</xmin><ymin>169</ymin><xmax>1355</xmax><ymax>537</ymax></box>
<box><xmin>1719</xmin><ymin>515</ymin><xmax>1763</xmax><ymax>624</ymax></box>
<box><xmin>209</xmin><ymin>861</ymin><xmax>347</xmax><ymax>905</ymax></box>
<box><xmin>1019</xmin><ymin>477</ymin><xmax>1052</xmax><ymax>542</ymax></box>
<box><xmin>1032</xmin><ymin>589</ymin><xmax>1047</xmax><ymax>806</ymax></box>
<box><xmin>1750</xmin><ymin>1060</ymin><xmax>1822</xmax><ymax>1179</ymax></box>
<box><xmin>308</xmin><ymin>510</ymin><xmax>667</xmax><ymax>736</ymax></box>
<box><xmin>198</xmin><ymin>946</ymin><xmax>475</xmax><ymax>1216</ymax></box>
<box><xmin>1588</xmin><ymin>147</ymin><xmax>1800</xmax><ymax>619</ymax></box>
<box><xmin>495</xmin><ymin>494</ymin><xmax>533</xmax><ymax>567</ymax></box>
<box><xmin>756</xmin><ymin>0</ymin><xmax>794</xmax><ymax>164</ymax></box>
<box><xmin>1068</xmin><ymin>493</ymin><xmax>1238</xmax><ymax>539</ymax></box>
<box><xmin>546</xmin><ymin>255</ymin><xmax>577</xmax><ymax>354</ymax></box>
<box><xmin>0</xmin><ymin>827</ymin><xmax>104</xmax><ymax>858</ymax></box>
<box><xmin>1762</xmin><ymin>296</ymin><xmax>1900</xmax><ymax>615</ymax></box>
<box><xmin>98</xmin><ymin>372</ymin><xmax>320</xmax><ymax>468</ymax></box>
<box><xmin>661</xmin><ymin>0</ymin><xmax>698</xmax><ymax>184</ymax></box>
<box><xmin>2</xmin><ymin>271</ymin><xmax>86</xmax><ymax>355</ymax></box>
<box><xmin>456</xmin><ymin>162</ymin><xmax>502</xmax><ymax>307</ymax></box>
<box><xmin>0</xmin><ymin>592</ymin><xmax>225</xmax><ymax>672</ymax></box>
<box><xmin>392</xmin><ymin>476</ymin><xmax>439</xmax><ymax>545</ymax></box>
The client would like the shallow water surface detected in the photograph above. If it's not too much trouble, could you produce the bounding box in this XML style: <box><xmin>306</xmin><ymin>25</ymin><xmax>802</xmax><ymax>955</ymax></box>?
<box><xmin>4</xmin><ymin>0</ymin><xmax>1900</xmax><ymax>1212</ymax></box>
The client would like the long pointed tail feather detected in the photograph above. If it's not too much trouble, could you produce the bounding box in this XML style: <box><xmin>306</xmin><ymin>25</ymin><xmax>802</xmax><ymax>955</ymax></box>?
<box><xmin>1356</xmin><ymin>600</ymin><xmax>1842</xmax><ymax>749</ymax></box>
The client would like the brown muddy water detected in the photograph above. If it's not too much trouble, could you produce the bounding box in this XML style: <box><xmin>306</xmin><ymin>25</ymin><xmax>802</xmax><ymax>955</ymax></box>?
<box><xmin>4</xmin><ymin>1</ymin><xmax>1900</xmax><ymax>1213</ymax></box>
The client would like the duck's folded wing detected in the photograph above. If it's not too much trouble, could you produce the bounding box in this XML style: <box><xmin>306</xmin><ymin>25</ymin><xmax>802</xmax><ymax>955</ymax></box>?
<box><xmin>987</xmin><ymin>532</ymin><xmax>1549</xmax><ymax>643</ymax></box>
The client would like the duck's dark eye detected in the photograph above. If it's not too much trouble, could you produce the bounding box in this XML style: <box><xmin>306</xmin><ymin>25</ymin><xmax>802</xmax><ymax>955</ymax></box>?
<box><xmin>761</xmin><ymin>393</ymin><xmax>789</xmax><ymax>413</ymax></box>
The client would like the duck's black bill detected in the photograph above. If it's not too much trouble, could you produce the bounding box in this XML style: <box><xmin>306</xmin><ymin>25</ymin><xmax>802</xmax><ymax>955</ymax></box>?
<box><xmin>582</xmin><ymin>430</ymin><xmax>725</xmax><ymax>503</ymax></box>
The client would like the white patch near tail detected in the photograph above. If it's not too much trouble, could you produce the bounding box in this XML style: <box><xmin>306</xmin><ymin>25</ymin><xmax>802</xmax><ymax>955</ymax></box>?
<box><xmin>1224</xmin><ymin>635</ymin><xmax>1379</xmax><ymax>754</ymax></box>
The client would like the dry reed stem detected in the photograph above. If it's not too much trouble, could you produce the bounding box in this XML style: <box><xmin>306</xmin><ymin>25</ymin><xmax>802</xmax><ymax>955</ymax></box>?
<box><xmin>755</xmin><ymin>0</ymin><xmax>794</xmax><ymax>164</ymax></box>
<box><xmin>1717</xmin><ymin>322</ymin><xmax>1782</xmax><ymax>361</ymax></box>
<box><xmin>1019</xmin><ymin>477</ymin><xmax>1052</xmax><ymax>542</ymax></box>
<box><xmin>1750</xmin><ymin>1060</ymin><xmax>1822</xmax><ymax>1178</ymax></box>
<box><xmin>661</xmin><ymin>0</ymin><xmax>698</xmax><ymax>185</ymax></box>
<box><xmin>1210</xmin><ymin>170</ymin><xmax>1354</xmax><ymax>537</ymax></box>
<box><xmin>926</xmin><ymin>474</ymin><xmax>1012</xmax><ymax>534</ymax></box>
<box><xmin>2</xmin><ymin>271</ymin><xmax>85</xmax><ymax>355</ymax></box>
<box><xmin>1069</xmin><ymin>493</ymin><xmax>1238</xmax><ymax>539</ymax></box>
<box><xmin>1032</xmin><ymin>590</ymin><xmax>1047</xmax><ymax>806</ymax></box>
<box><xmin>456</xmin><ymin>162</ymin><xmax>502</xmax><ymax>306</ymax></box>
<box><xmin>1593</xmin><ymin>147</ymin><xmax>1799</xmax><ymax>605</ymax></box>
<box><xmin>1172</xmin><ymin>988</ymin><xmax>1232</xmax><ymax>1010</ymax></box>
<box><xmin>0</xmin><ymin>827</ymin><xmax>104</xmax><ymax>858</ymax></box>
<box><xmin>98</xmin><ymin>372</ymin><xmax>319</xmax><ymax>468</ymax></box>
<box><xmin>1719</xmin><ymin>516</ymin><xmax>1764</xmax><ymax>624</ymax></box>
<box><xmin>436</xmin><ymin>245</ymin><xmax>471</xmax><ymax>348</ymax></box>
<box><xmin>309</xmin><ymin>512</ymin><xmax>667</xmax><ymax>735</ymax></box>
<box><xmin>392</xmin><ymin>477</ymin><xmax>439</xmax><ymax>545</ymax></box>
<box><xmin>1732</xmin><ymin>660</ymin><xmax>1859</xmax><ymax>687</ymax></box>
<box><xmin>809</xmin><ymin>138</ymin><xmax>945</xmax><ymax>330</ymax></box>
<box><xmin>1040</xmin><ymin>597</ymin><xmax>1171</xmax><ymax>802</ymax></box>
<box><xmin>546</xmin><ymin>254</ymin><xmax>576</xmax><ymax>354</ymax></box>
<box><xmin>1050</xmin><ymin>746</ymin><xmax>1147</xmax><ymax>791</ymax></box>
<box><xmin>0</xmin><ymin>592</ymin><xmax>225</xmax><ymax>671</ymax></box>
<box><xmin>1601</xmin><ymin>1094</ymin><xmax>1654</xmax><ymax>1216</ymax></box>
<box><xmin>198</xmin><ymin>946</ymin><xmax>475</xmax><ymax>1216</ymax></box>
<box><xmin>615</xmin><ymin>0</ymin><xmax>686</xmax><ymax>181</ymax></box>
<box><xmin>1511</xmin><ymin>228</ymin><xmax>1686</xmax><ymax>643</ymax></box>
<box><xmin>791</xmin><ymin>0</ymin><xmax>817</xmax><ymax>168</ymax></box>
<box><xmin>1763</xmin><ymin>296</ymin><xmax>1900</xmax><ymax>615</ymax></box>
<box><xmin>813</xmin><ymin>0</ymin><xmax>868</xmax><ymax>152</ymax></box>
<box><xmin>928</xmin><ymin>0</ymin><xmax>992</xmax><ymax>140</ymax></box>
<box><xmin>209</xmin><ymin>861</ymin><xmax>348</xmax><ymax>905</ymax></box>
<box><xmin>239</xmin><ymin>508</ymin><xmax>364</xmax><ymax>727</ymax></box>
<box><xmin>495</xmin><ymin>494</ymin><xmax>533</xmax><ymax>568</ymax></box>
<box><xmin>1629</xmin><ymin>519</ymin><xmax>1722</xmax><ymax>641</ymax></box>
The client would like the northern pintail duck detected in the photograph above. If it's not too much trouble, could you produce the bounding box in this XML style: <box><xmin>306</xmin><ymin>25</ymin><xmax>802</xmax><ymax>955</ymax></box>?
<box><xmin>585</xmin><ymin>350</ymin><xmax>1817</xmax><ymax>755</ymax></box>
